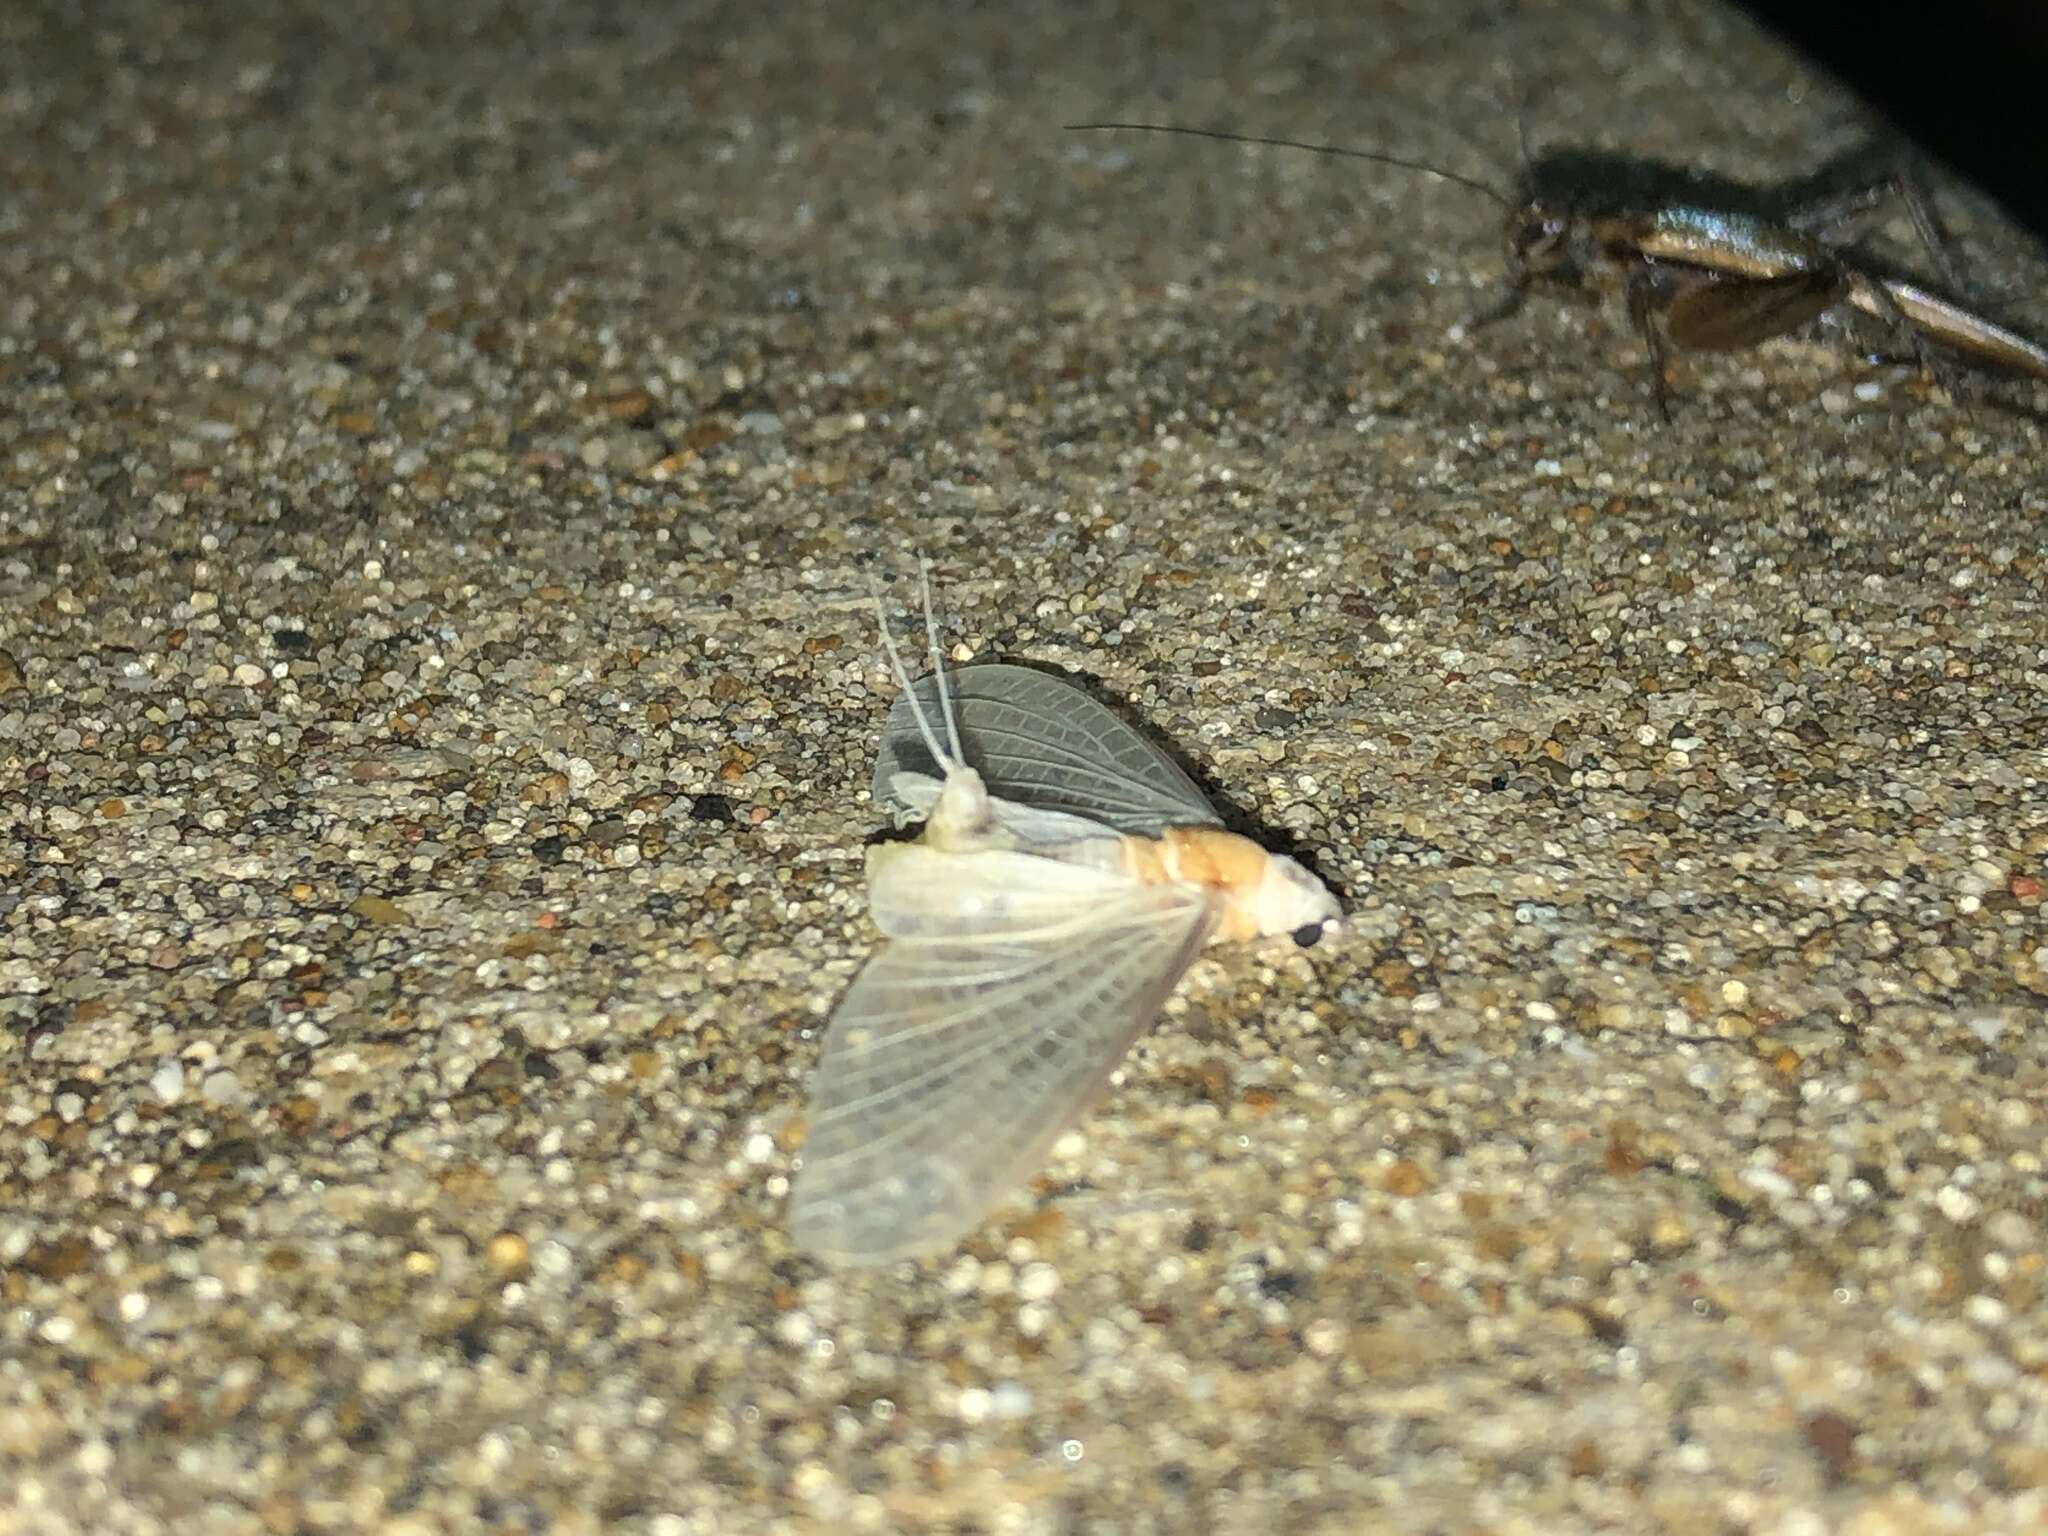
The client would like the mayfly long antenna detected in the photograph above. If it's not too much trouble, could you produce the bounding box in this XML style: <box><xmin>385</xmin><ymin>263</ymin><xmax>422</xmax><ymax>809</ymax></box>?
<box><xmin>868</xmin><ymin>571</ymin><xmax>953</xmax><ymax>772</ymax></box>
<box><xmin>916</xmin><ymin>556</ymin><xmax>964</xmax><ymax>766</ymax></box>
<box><xmin>1066</xmin><ymin>121</ymin><xmax>1511</xmax><ymax>207</ymax></box>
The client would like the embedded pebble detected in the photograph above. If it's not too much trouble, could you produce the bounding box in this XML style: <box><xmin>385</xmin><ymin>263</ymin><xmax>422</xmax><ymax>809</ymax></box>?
<box><xmin>148</xmin><ymin>1061</ymin><xmax>184</xmax><ymax>1104</ymax></box>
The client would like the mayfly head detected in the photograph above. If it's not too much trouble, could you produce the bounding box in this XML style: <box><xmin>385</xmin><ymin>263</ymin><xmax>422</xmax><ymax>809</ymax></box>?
<box><xmin>1251</xmin><ymin>853</ymin><xmax>1342</xmax><ymax>947</ymax></box>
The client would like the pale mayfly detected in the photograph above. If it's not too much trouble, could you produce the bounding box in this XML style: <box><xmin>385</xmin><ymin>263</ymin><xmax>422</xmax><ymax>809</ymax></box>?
<box><xmin>789</xmin><ymin>567</ymin><xmax>1342</xmax><ymax>1265</ymax></box>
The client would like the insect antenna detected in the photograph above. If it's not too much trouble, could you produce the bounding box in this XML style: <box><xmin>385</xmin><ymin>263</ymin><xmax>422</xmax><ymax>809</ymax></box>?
<box><xmin>868</xmin><ymin>567</ymin><xmax>955</xmax><ymax>773</ymax></box>
<box><xmin>1502</xmin><ymin>57</ymin><xmax>1536</xmax><ymax>189</ymax></box>
<box><xmin>1065</xmin><ymin>121</ymin><xmax>1510</xmax><ymax>207</ymax></box>
<box><xmin>916</xmin><ymin>556</ymin><xmax>966</xmax><ymax>765</ymax></box>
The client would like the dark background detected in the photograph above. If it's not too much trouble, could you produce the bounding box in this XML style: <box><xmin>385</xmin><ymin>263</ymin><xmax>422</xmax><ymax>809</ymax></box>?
<box><xmin>1736</xmin><ymin>0</ymin><xmax>2048</xmax><ymax>241</ymax></box>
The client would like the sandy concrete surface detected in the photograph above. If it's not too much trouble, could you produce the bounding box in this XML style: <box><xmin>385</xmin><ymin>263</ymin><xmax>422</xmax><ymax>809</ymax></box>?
<box><xmin>4</xmin><ymin>0</ymin><xmax>2046</xmax><ymax>1531</ymax></box>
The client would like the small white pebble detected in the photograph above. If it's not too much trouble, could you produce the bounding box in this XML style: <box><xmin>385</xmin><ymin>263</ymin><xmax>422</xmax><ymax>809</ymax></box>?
<box><xmin>942</xmin><ymin>1255</ymin><xmax>983</xmax><ymax>1296</ymax></box>
<box><xmin>232</xmin><ymin>662</ymin><xmax>265</xmax><ymax>686</ymax></box>
<box><xmin>790</xmin><ymin>1463</ymin><xmax>834</xmax><ymax>1502</ymax></box>
<box><xmin>150</xmin><ymin>1060</ymin><xmax>185</xmax><ymax>1104</ymax></box>
<box><xmin>1015</xmin><ymin>1262</ymin><xmax>1060</xmax><ymax>1302</ymax></box>
<box><xmin>976</xmin><ymin>1262</ymin><xmax>1015</xmax><ymax>1297</ymax></box>
<box><xmin>1965</xmin><ymin>1294</ymin><xmax>2008</xmax><ymax>1329</ymax></box>
<box><xmin>1963</xmin><ymin>1013</ymin><xmax>2006</xmax><ymax>1047</ymax></box>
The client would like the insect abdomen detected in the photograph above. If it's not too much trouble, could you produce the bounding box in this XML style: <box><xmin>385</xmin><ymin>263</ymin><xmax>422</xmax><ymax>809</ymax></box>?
<box><xmin>1122</xmin><ymin>826</ymin><xmax>1270</xmax><ymax>941</ymax></box>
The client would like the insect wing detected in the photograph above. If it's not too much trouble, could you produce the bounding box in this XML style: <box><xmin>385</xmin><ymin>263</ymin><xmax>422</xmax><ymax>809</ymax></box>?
<box><xmin>1665</xmin><ymin>270</ymin><xmax>1839</xmax><ymax>351</ymax></box>
<box><xmin>864</xmin><ymin>842</ymin><xmax>1131</xmax><ymax>940</ymax></box>
<box><xmin>874</xmin><ymin>663</ymin><xmax>1221</xmax><ymax>836</ymax></box>
<box><xmin>790</xmin><ymin>876</ymin><xmax>1219</xmax><ymax>1264</ymax></box>
<box><xmin>879</xmin><ymin>772</ymin><xmax>1127</xmax><ymax>850</ymax></box>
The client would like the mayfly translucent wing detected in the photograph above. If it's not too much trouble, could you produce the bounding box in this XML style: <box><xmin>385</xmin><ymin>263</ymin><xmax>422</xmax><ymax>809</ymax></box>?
<box><xmin>789</xmin><ymin>871</ymin><xmax>1219</xmax><ymax>1265</ymax></box>
<box><xmin>863</xmin><ymin>843</ymin><xmax>1129</xmax><ymax>940</ymax></box>
<box><xmin>872</xmin><ymin>663</ymin><xmax>1222</xmax><ymax>836</ymax></box>
<box><xmin>880</xmin><ymin>774</ymin><xmax>1126</xmax><ymax>851</ymax></box>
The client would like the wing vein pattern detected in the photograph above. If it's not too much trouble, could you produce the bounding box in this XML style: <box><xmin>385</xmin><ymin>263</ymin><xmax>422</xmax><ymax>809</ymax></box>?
<box><xmin>872</xmin><ymin>663</ymin><xmax>1220</xmax><ymax>834</ymax></box>
<box><xmin>789</xmin><ymin>879</ymin><xmax>1218</xmax><ymax>1264</ymax></box>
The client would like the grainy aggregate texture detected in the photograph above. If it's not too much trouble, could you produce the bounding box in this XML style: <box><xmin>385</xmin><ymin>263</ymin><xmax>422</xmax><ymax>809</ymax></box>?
<box><xmin>3</xmin><ymin>0</ymin><xmax>2046</xmax><ymax>1532</ymax></box>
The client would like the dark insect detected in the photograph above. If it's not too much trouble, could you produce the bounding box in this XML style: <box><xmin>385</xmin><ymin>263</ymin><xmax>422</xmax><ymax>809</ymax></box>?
<box><xmin>1068</xmin><ymin>121</ymin><xmax>2048</xmax><ymax>419</ymax></box>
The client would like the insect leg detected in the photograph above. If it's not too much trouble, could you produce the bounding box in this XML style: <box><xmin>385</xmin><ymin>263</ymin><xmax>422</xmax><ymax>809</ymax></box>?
<box><xmin>1468</xmin><ymin>281</ymin><xmax>1526</xmax><ymax>328</ymax></box>
<box><xmin>1786</xmin><ymin>171</ymin><xmax>1967</xmax><ymax>297</ymax></box>
<box><xmin>1841</xmin><ymin>270</ymin><xmax>1977</xmax><ymax>411</ymax></box>
<box><xmin>1623</xmin><ymin>260</ymin><xmax>1674</xmax><ymax>423</ymax></box>
<box><xmin>1892</xmin><ymin>174</ymin><xmax>1967</xmax><ymax>296</ymax></box>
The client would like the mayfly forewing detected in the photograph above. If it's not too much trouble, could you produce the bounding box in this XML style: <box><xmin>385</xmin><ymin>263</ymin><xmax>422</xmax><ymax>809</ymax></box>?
<box><xmin>874</xmin><ymin>664</ymin><xmax>1222</xmax><ymax>836</ymax></box>
<box><xmin>1663</xmin><ymin>269</ymin><xmax>1841</xmax><ymax>351</ymax></box>
<box><xmin>789</xmin><ymin>883</ymin><xmax>1219</xmax><ymax>1266</ymax></box>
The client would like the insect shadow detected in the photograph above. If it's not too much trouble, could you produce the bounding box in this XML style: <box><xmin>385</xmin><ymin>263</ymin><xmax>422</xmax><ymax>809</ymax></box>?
<box><xmin>1069</xmin><ymin>121</ymin><xmax>2048</xmax><ymax>420</ymax></box>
